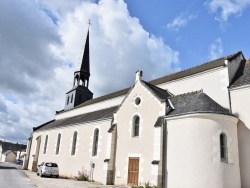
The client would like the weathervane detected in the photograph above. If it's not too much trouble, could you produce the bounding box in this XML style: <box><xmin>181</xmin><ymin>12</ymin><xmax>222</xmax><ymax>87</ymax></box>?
<box><xmin>87</xmin><ymin>19</ymin><xmax>92</xmax><ymax>28</ymax></box>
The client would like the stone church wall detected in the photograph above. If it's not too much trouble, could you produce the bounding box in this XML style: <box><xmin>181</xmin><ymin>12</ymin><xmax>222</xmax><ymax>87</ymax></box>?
<box><xmin>157</xmin><ymin>65</ymin><xmax>230</xmax><ymax>109</ymax></box>
<box><xmin>114</xmin><ymin>80</ymin><xmax>165</xmax><ymax>186</ymax></box>
<box><xmin>28</xmin><ymin>119</ymin><xmax>112</xmax><ymax>184</ymax></box>
<box><xmin>230</xmin><ymin>86</ymin><xmax>250</xmax><ymax>188</ymax></box>
<box><xmin>166</xmin><ymin>114</ymin><xmax>240</xmax><ymax>188</ymax></box>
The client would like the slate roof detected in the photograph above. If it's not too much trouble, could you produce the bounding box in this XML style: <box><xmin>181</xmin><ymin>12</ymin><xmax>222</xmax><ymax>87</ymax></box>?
<box><xmin>2</xmin><ymin>150</ymin><xmax>14</xmax><ymax>155</ymax></box>
<box><xmin>154</xmin><ymin>117</ymin><xmax>164</xmax><ymax>127</ymax></box>
<box><xmin>80</xmin><ymin>29</ymin><xmax>90</xmax><ymax>74</ymax></box>
<box><xmin>230</xmin><ymin>59</ymin><xmax>250</xmax><ymax>88</ymax></box>
<box><xmin>66</xmin><ymin>85</ymin><xmax>93</xmax><ymax>94</ymax></box>
<box><xmin>34</xmin><ymin>106</ymin><xmax>118</xmax><ymax>132</ymax></box>
<box><xmin>150</xmin><ymin>51</ymin><xmax>242</xmax><ymax>85</ymax></box>
<box><xmin>142</xmin><ymin>81</ymin><xmax>173</xmax><ymax>100</ymax></box>
<box><xmin>167</xmin><ymin>91</ymin><xmax>232</xmax><ymax>117</ymax></box>
<box><xmin>108</xmin><ymin>124</ymin><xmax>116</xmax><ymax>133</ymax></box>
<box><xmin>0</xmin><ymin>141</ymin><xmax>26</xmax><ymax>151</ymax></box>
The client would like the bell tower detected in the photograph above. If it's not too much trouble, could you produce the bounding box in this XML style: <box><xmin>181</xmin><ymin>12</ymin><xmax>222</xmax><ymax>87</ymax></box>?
<box><xmin>64</xmin><ymin>29</ymin><xmax>93</xmax><ymax>111</ymax></box>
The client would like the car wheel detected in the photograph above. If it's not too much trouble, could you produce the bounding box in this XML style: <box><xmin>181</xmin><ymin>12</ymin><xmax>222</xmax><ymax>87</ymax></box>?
<box><xmin>40</xmin><ymin>171</ymin><xmax>43</xmax><ymax>177</ymax></box>
<box><xmin>55</xmin><ymin>175</ymin><xmax>59</xmax><ymax>178</ymax></box>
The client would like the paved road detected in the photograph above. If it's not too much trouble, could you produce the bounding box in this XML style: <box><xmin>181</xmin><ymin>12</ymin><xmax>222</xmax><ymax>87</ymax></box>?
<box><xmin>0</xmin><ymin>162</ymin><xmax>36</xmax><ymax>188</ymax></box>
<box><xmin>24</xmin><ymin>170</ymin><xmax>130</xmax><ymax>188</ymax></box>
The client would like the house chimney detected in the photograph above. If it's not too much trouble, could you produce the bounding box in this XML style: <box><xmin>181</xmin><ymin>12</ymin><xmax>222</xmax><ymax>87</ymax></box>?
<box><xmin>135</xmin><ymin>70</ymin><xmax>143</xmax><ymax>82</ymax></box>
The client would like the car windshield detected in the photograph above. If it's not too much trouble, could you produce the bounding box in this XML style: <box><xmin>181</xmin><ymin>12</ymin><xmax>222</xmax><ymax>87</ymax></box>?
<box><xmin>45</xmin><ymin>163</ymin><xmax>58</xmax><ymax>167</ymax></box>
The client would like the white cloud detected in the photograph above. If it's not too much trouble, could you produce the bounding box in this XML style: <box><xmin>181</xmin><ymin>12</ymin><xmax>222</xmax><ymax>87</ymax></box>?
<box><xmin>209</xmin><ymin>38</ymin><xmax>223</xmax><ymax>60</ymax></box>
<box><xmin>206</xmin><ymin>0</ymin><xmax>250</xmax><ymax>22</ymax></box>
<box><xmin>167</xmin><ymin>14</ymin><xmax>197</xmax><ymax>31</ymax></box>
<box><xmin>0</xmin><ymin>0</ymin><xmax>180</xmax><ymax>144</ymax></box>
<box><xmin>55</xmin><ymin>0</ymin><xmax>180</xmax><ymax>96</ymax></box>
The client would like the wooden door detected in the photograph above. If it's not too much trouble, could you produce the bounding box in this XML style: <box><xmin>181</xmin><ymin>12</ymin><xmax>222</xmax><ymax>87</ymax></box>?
<box><xmin>127</xmin><ymin>157</ymin><xmax>139</xmax><ymax>185</ymax></box>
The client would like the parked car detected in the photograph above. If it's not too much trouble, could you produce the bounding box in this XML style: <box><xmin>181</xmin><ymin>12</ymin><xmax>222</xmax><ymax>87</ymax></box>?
<box><xmin>15</xmin><ymin>159</ymin><xmax>23</xmax><ymax>165</ymax></box>
<box><xmin>37</xmin><ymin>162</ymin><xmax>59</xmax><ymax>178</ymax></box>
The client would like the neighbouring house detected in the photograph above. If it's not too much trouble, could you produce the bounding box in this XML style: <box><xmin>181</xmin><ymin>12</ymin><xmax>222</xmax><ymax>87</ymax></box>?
<box><xmin>0</xmin><ymin>150</ymin><xmax>16</xmax><ymax>163</ymax></box>
<box><xmin>0</xmin><ymin>141</ymin><xmax>27</xmax><ymax>162</ymax></box>
<box><xmin>24</xmin><ymin>29</ymin><xmax>250</xmax><ymax>188</ymax></box>
<box><xmin>16</xmin><ymin>150</ymin><xmax>27</xmax><ymax>161</ymax></box>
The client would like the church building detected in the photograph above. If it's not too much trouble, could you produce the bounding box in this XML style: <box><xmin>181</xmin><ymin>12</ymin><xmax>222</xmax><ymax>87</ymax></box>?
<box><xmin>24</xmin><ymin>29</ymin><xmax>250</xmax><ymax>188</ymax></box>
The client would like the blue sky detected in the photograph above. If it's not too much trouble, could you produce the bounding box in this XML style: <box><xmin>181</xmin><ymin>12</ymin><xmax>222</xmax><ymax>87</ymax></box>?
<box><xmin>0</xmin><ymin>0</ymin><xmax>250</xmax><ymax>143</ymax></box>
<box><xmin>125</xmin><ymin>0</ymin><xmax>250</xmax><ymax>69</ymax></box>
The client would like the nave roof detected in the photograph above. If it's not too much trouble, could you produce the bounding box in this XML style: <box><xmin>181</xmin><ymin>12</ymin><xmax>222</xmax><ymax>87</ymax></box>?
<box><xmin>34</xmin><ymin>106</ymin><xmax>118</xmax><ymax>132</ymax></box>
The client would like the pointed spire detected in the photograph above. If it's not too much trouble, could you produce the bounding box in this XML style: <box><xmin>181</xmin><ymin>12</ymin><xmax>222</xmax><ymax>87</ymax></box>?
<box><xmin>64</xmin><ymin>28</ymin><xmax>93</xmax><ymax>111</ymax></box>
<box><xmin>80</xmin><ymin>29</ymin><xmax>90</xmax><ymax>75</ymax></box>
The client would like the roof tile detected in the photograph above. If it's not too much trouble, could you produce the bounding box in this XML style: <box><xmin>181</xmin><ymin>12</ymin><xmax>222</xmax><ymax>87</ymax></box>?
<box><xmin>34</xmin><ymin>106</ymin><xmax>118</xmax><ymax>132</ymax></box>
<box><xmin>230</xmin><ymin>60</ymin><xmax>250</xmax><ymax>88</ymax></box>
<box><xmin>167</xmin><ymin>91</ymin><xmax>231</xmax><ymax>117</ymax></box>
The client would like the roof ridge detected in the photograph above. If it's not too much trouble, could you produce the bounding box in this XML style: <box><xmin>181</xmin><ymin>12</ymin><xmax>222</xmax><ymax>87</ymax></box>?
<box><xmin>171</xmin><ymin>90</ymin><xmax>202</xmax><ymax>98</ymax></box>
<box><xmin>33</xmin><ymin>119</ymin><xmax>55</xmax><ymax>131</ymax></box>
<box><xmin>149</xmin><ymin>59</ymin><xmax>223</xmax><ymax>84</ymax></box>
<box><xmin>149</xmin><ymin>51</ymin><xmax>242</xmax><ymax>85</ymax></box>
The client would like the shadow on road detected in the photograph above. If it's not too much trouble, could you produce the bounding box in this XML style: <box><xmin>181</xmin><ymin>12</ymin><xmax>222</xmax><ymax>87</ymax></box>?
<box><xmin>0</xmin><ymin>166</ymin><xmax>17</xmax><ymax>170</ymax></box>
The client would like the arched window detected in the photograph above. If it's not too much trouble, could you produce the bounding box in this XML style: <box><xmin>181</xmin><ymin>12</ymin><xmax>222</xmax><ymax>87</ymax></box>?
<box><xmin>43</xmin><ymin>135</ymin><xmax>48</xmax><ymax>154</ymax></box>
<box><xmin>74</xmin><ymin>75</ymin><xmax>79</xmax><ymax>86</ymax></box>
<box><xmin>71</xmin><ymin>131</ymin><xmax>77</xmax><ymax>155</ymax></box>
<box><xmin>55</xmin><ymin>133</ymin><xmax>61</xmax><ymax>155</ymax></box>
<box><xmin>92</xmin><ymin>129</ymin><xmax>99</xmax><ymax>156</ymax></box>
<box><xmin>220</xmin><ymin>133</ymin><xmax>227</xmax><ymax>162</ymax></box>
<box><xmin>133</xmin><ymin>116</ymin><xmax>140</xmax><ymax>137</ymax></box>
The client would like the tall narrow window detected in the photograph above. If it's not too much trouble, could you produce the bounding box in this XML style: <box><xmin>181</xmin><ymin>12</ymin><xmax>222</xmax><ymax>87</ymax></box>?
<box><xmin>71</xmin><ymin>94</ymin><xmax>74</xmax><ymax>103</ymax></box>
<box><xmin>56</xmin><ymin>133</ymin><xmax>61</xmax><ymax>155</ymax></box>
<box><xmin>133</xmin><ymin>116</ymin><xmax>140</xmax><ymax>137</ymax></box>
<box><xmin>67</xmin><ymin>96</ymin><xmax>70</xmax><ymax>105</ymax></box>
<box><xmin>43</xmin><ymin>135</ymin><xmax>48</xmax><ymax>154</ymax></box>
<box><xmin>220</xmin><ymin>133</ymin><xmax>227</xmax><ymax>162</ymax></box>
<box><xmin>71</xmin><ymin>131</ymin><xmax>77</xmax><ymax>155</ymax></box>
<box><xmin>92</xmin><ymin>129</ymin><xmax>99</xmax><ymax>156</ymax></box>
